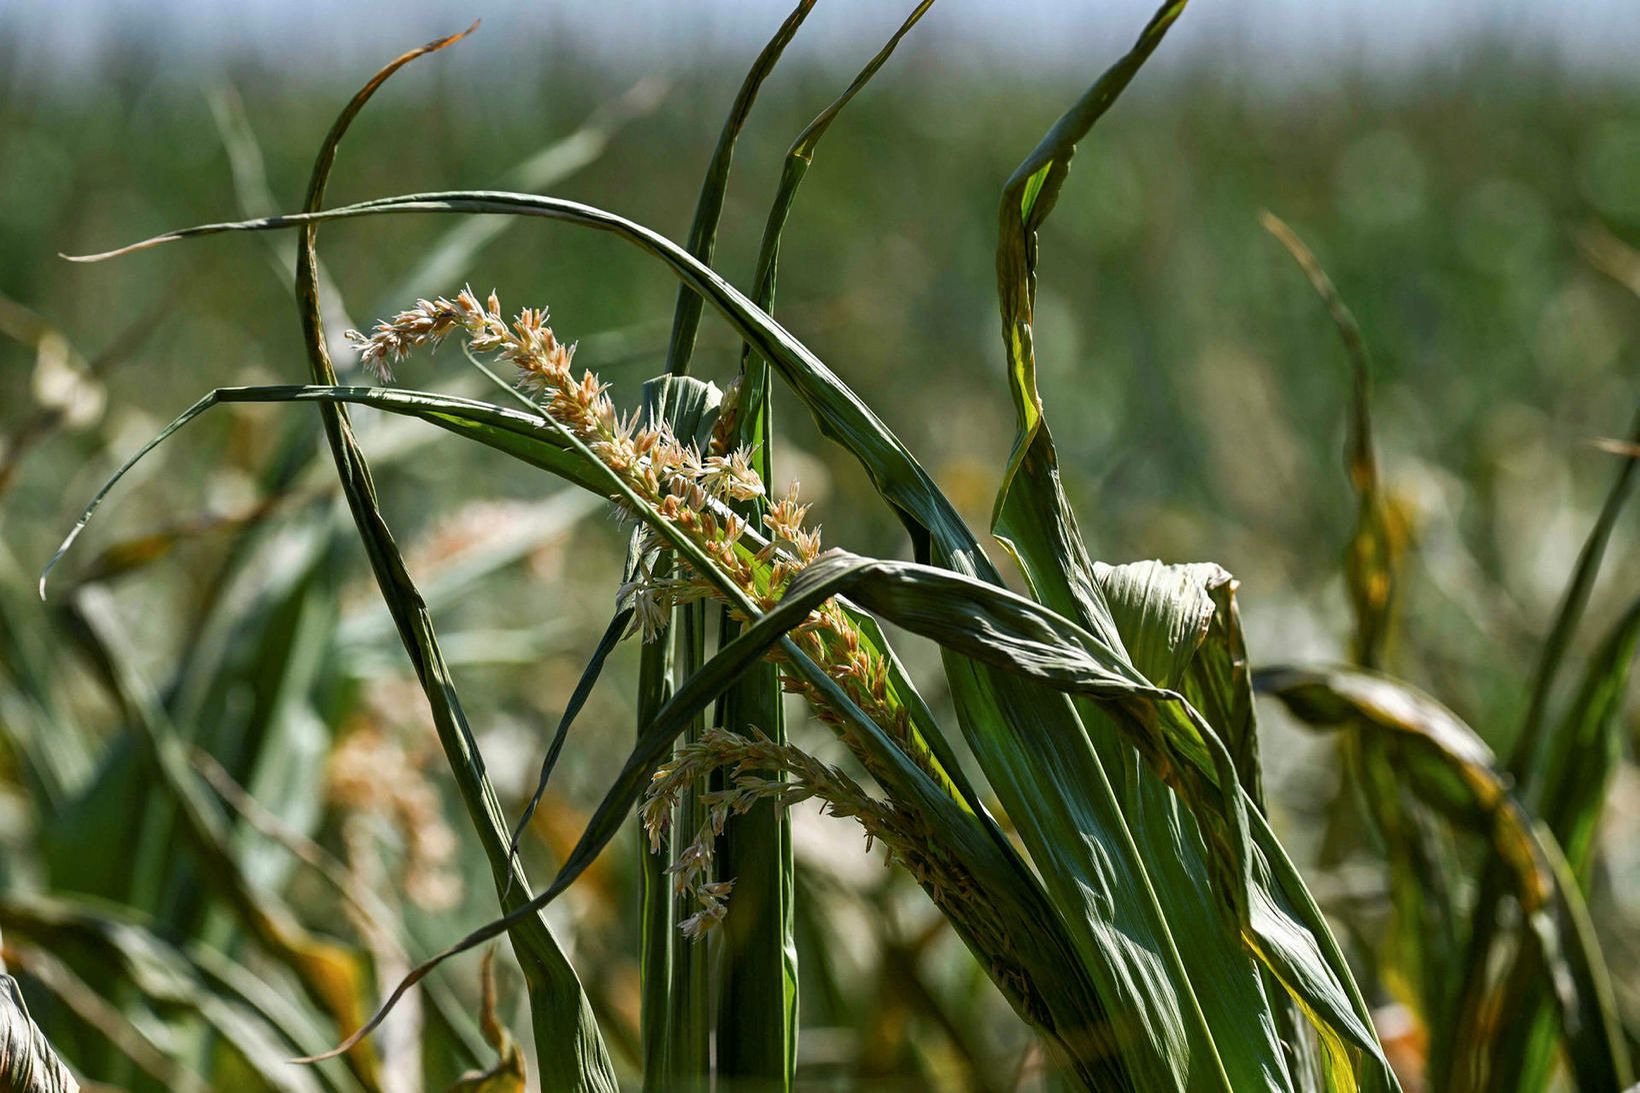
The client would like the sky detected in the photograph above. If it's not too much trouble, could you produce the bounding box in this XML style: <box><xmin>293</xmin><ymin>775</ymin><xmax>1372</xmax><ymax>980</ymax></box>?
<box><xmin>7</xmin><ymin>0</ymin><xmax>1640</xmax><ymax>88</ymax></box>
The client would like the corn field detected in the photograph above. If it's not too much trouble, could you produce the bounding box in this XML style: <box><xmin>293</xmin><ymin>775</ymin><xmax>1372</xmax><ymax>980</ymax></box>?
<box><xmin>2</xmin><ymin>2</ymin><xmax>1639</xmax><ymax>1091</ymax></box>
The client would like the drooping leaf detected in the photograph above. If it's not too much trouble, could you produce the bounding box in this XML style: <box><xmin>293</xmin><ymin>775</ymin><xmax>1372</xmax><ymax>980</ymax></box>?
<box><xmin>447</xmin><ymin>951</ymin><xmax>526</xmax><ymax>1093</ymax></box>
<box><xmin>1</xmin><ymin>894</ymin><xmax>359</xmax><ymax>1093</ymax></box>
<box><xmin>62</xmin><ymin>588</ymin><xmax>380</xmax><ymax>1089</ymax></box>
<box><xmin>284</xmin><ymin>27</ymin><xmax>617</xmax><ymax>1092</ymax></box>
<box><xmin>1259</xmin><ymin>210</ymin><xmax>1409</xmax><ymax>671</ymax></box>
<box><xmin>978</xmin><ymin>1</ymin><xmax>1373</xmax><ymax>1083</ymax></box>
<box><xmin>1477</xmin><ymin>596</ymin><xmax>1640</xmax><ymax>1092</ymax></box>
<box><xmin>1440</xmin><ymin>404</ymin><xmax>1639</xmax><ymax>1092</ymax></box>
<box><xmin>65</xmin><ymin>191</ymin><xmax>979</xmax><ymax>567</ymax></box>
<box><xmin>1258</xmin><ymin>664</ymin><xmax>1633</xmax><ymax>1093</ymax></box>
<box><xmin>1262</xmin><ymin>211</ymin><xmax>1450</xmax><ymax>1045</ymax></box>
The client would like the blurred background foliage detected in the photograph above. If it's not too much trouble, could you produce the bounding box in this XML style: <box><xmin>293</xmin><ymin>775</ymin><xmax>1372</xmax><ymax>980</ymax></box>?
<box><xmin>1</xmin><ymin>2</ymin><xmax>1638</xmax><ymax>1088</ymax></box>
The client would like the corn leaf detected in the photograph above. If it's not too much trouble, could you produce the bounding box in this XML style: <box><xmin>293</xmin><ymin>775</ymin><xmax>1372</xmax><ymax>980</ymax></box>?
<box><xmin>977</xmin><ymin>13</ymin><xmax>1285</xmax><ymax>1083</ymax></box>
<box><xmin>1258</xmin><ymin>664</ymin><xmax>1633</xmax><ymax>1093</ymax></box>
<box><xmin>1508</xmin><ymin>405</ymin><xmax>1639</xmax><ymax>783</ymax></box>
<box><xmin>1</xmin><ymin>894</ymin><xmax>359</xmax><ymax>1093</ymax></box>
<box><xmin>1263</xmin><ymin>211</ymin><xmax>1451</xmax><ymax>1039</ymax></box>
<box><xmin>663</xmin><ymin>0</ymin><xmax>817</xmax><ymax>378</ymax></box>
<box><xmin>1477</xmin><ymin>595</ymin><xmax>1640</xmax><ymax>1091</ymax></box>
<box><xmin>65</xmin><ymin>192</ymin><xmax>976</xmax><ymax>565</ymax></box>
<box><xmin>69</xmin><ymin>98</ymin><xmax>1386</xmax><ymax>1083</ymax></box>
<box><xmin>718</xmin><ymin>10</ymin><xmax>936</xmax><ymax>1075</ymax></box>
<box><xmin>284</xmin><ymin>27</ymin><xmax>616</xmax><ymax>1091</ymax></box>
<box><xmin>1439</xmin><ymin>404</ymin><xmax>1639</xmax><ymax>1092</ymax></box>
<box><xmin>981</xmin><ymin>0</ymin><xmax>1382</xmax><ymax>1084</ymax></box>
<box><xmin>1259</xmin><ymin>211</ymin><xmax>1407</xmax><ymax>672</ymax></box>
<box><xmin>61</xmin><ymin>588</ymin><xmax>380</xmax><ymax>1089</ymax></box>
<box><xmin>0</xmin><ymin>970</ymin><xmax>79</xmax><ymax>1093</ymax></box>
<box><xmin>1535</xmin><ymin>596</ymin><xmax>1640</xmax><ymax>873</ymax></box>
<box><xmin>737</xmin><ymin>0</ymin><xmax>937</xmax><ymax>425</ymax></box>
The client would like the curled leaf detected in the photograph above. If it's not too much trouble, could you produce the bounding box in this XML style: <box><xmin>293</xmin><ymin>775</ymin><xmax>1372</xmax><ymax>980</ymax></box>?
<box><xmin>0</xmin><ymin>974</ymin><xmax>79</xmax><ymax>1093</ymax></box>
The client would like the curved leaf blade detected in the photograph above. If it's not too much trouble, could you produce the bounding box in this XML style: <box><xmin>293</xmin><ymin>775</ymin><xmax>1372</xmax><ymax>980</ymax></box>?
<box><xmin>1259</xmin><ymin>664</ymin><xmax>1633</xmax><ymax>1093</ymax></box>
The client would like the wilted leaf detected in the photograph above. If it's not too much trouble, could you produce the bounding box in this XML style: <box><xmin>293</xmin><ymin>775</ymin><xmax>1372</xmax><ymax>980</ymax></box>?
<box><xmin>1258</xmin><ymin>664</ymin><xmax>1632</xmax><ymax>1093</ymax></box>
<box><xmin>0</xmin><ymin>973</ymin><xmax>78</xmax><ymax>1093</ymax></box>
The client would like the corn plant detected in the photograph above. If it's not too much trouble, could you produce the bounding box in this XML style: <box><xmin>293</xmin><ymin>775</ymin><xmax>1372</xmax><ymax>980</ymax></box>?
<box><xmin>1253</xmin><ymin>213</ymin><xmax>1640</xmax><ymax>1093</ymax></box>
<box><xmin>15</xmin><ymin>1</ymin><xmax>1638</xmax><ymax>1091</ymax></box>
<box><xmin>0</xmin><ymin>298</ymin><xmax>605</xmax><ymax>1093</ymax></box>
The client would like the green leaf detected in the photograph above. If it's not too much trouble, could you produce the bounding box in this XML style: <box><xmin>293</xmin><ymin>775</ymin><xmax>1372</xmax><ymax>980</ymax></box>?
<box><xmin>977</xmin><ymin>0</ymin><xmax>1384</xmax><ymax>1083</ymax></box>
<box><xmin>62</xmin><ymin>589</ymin><xmax>380</xmax><ymax>1089</ymax></box>
<box><xmin>1439</xmin><ymin>404</ymin><xmax>1639</xmax><ymax>1092</ymax></box>
<box><xmin>65</xmin><ymin>191</ymin><xmax>978</xmax><ymax>568</ymax></box>
<box><xmin>1089</xmin><ymin>561</ymin><xmax>1306</xmax><ymax>1087</ymax></box>
<box><xmin>1508</xmin><ymin>405</ymin><xmax>1640</xmax><ymax>783</ymax></box>
<box><xmin>1479</xmin><ymin>595</ymin><xmax>1640</xmax><ymax>1092</ymax></box>
<box><xmin>979</xmin><ymin>16</ymin><xmax>1283</xmax><ymax>1085</ymax></box>
<box><xmin>736</xmin><ymin>0</ymin><xmax>938</xmax><ymax>440</ymax></box>
<box><xmin>284</xmin><ymin>28</ymin><xmax>617</xmax><ymax>1092</ymax></box>
<box><xmin>633</xmin><ymin>374</ymin><xmax>723</xmax><ymax>1092</ymax></box>
<box><xmin>804</xmin><ymin>556</ymin><xmax>1394</xmax><ymax>1091</ymax></box>
<box><xmin>663</xmin><ymin>0</ymin><xmax>817</xmax><ymax>378</ymax></box>
<box><xmin>1535</xmin><ymin>596</ymin><xmax>1640</xmax><ymax>873</ymax></box>
<box><xmin>1258</xmin><ymin>664</ymin><xmax>1633</xmax><ymax>1093</ymax></box>
<box><xmin>1</xmin><ymin>893</ymin><xmax>360</xmax><ymax>1093</ymax></box>
<box><xmin>716</xmin><ymin>19</ymin><xmax>977</xmax><ymax>1064</ymax></box>
<box><xmin>69</xmin><ymin>100</ymin><xmax>1383</xmax><ymax>1085</ymax></box>
<box><xmin>1262</xmin><ymin>211</ymin><xmax>1451</xmax><ymax>1043</ymax></box>
<box><xmin>991</xmin><ymin>0</ymin><xmax>1187</xmax><ymax>597</ymax></box>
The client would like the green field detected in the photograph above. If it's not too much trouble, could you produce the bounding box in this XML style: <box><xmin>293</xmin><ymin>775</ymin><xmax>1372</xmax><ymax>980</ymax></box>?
<box><xmin>1</xmin><ymin>7</ymin><xmax>1637</xmax><ymax>1090</ymax></box>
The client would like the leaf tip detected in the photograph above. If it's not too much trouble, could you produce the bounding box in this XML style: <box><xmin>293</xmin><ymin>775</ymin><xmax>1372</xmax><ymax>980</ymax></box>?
<box><xmin>60</xmin><ymin>233</ymin><xmax>182</xmax><ymax>263</ymax></box>
<box><xmin>429</xmin><ymin>19</ymin><xmax>481</xmax><ymax>54</ymax></box>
